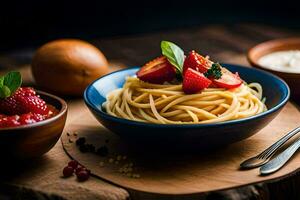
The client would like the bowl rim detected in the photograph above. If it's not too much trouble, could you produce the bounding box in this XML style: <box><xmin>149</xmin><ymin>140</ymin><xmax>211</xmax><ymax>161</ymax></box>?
<box><xmin>0</xmin><ymin>90</ymin><xmax>68</xmax><ymax>131</ymax></box>
<box><xmin>84</xmin><ymin>64</ymin><xmax>290</xmax><ymax>128</ymax></box>
<box><xmin>247</xmin><ymin>37</ymin><xmax>300</xmax><ymax>75</ymax></box>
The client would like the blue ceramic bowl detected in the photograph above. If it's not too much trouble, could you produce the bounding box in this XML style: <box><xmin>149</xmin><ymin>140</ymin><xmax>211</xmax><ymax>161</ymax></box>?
<box><xmin>84</xmin><ymin>64</ymin><xmax>290</xmax><ymax>149</ymax></box>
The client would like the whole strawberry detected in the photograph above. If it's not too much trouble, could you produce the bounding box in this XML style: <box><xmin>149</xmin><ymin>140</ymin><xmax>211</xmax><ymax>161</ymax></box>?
<box><xmin>0</xmin><ymin>72</ymin><xmax>49</xmax><ymax>116</ymax></box>
<box><xmin>0</xmin><ymin>87</ymin><xmax>36</xmax><ymax>115</ymax></box>
<box><xmin>17</xmin><ymin>94</ymin><xmax>49</xmax><ymax>115</ymax></box>
<box><xmin>0</xmin><ymin>87</ymin><xmax>48</xmax><ymax>115</ymax></box>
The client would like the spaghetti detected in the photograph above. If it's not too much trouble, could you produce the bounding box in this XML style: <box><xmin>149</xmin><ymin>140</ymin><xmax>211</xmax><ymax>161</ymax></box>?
<box><xmin>103</xmin><ymin>77</ymin><xmax>267</xmax><ymax>124</ymax></box>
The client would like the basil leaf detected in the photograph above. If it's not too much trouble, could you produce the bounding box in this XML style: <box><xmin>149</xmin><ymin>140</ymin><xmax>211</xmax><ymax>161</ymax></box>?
<box><xmin>0</xmin><ymin>76</ymin><xmax>4</xmax><ymax>88</ymax></box>
<box><xmin>3</xmin><ymin>71</ymin><xmax>22</xmax><ymax>94</ymax></box>
<box><xmin>0</xmin><ymin>85</ymin><xmax>11</xmax><ymax>98</ymax></box>
<box><xmin>161</xmin><ymin>41</ymin><xmax>184</xmax><ymax>73</ymax></box>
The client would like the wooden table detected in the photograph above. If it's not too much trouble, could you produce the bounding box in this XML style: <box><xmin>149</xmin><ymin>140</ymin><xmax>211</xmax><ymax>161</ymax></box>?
<box><xmin>1</xmin><ymin>23</ymin><xmax>300</xmax><ymax>200</ymax></box>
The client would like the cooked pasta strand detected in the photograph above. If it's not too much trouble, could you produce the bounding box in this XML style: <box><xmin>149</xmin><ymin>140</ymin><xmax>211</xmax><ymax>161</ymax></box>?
<box><xmin>104</xmin><ymin>77</ymin><xmax>266</xmax><ymax>124</ymax></box>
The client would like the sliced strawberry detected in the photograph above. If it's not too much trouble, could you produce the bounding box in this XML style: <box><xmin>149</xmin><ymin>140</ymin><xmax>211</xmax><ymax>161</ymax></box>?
<box><xmin>183</xmin><ymin>51</ymin><xmax>210</xmax><ymax>75</ymax></box>
<box><xmin>183</xmin><ymin>68</ymin><xmax>212</xmax><ymax>94</ymax></box>
<box><xmin>213</xmin><ymin>68</ymin><xmax>243</xmax><ymax>89</ymax></box>
<box><xmin>137</xmin><ymin>56</ymin><xmax>176</xmax><ymax>84</ymax></box>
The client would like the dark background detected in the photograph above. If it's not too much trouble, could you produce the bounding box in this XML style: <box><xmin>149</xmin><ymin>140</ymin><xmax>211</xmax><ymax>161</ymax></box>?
<box><xmin>0</xmin><ymin>0</ymin><xmax>299</xmax><ymax>51</ymax></box>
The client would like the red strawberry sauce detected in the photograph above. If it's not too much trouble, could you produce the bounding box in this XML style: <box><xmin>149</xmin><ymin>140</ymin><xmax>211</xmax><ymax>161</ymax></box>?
<box><xmin>0</xmin><ymin>87</ymin><xmax>58</xmax><ymax>128</ymax></box>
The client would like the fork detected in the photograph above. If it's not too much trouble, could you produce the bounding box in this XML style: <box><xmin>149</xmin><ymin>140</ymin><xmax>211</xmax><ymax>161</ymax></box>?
<box><xmin>240</xmin><ymin>126</ymin><xmax>300</xmax><ymax>169</ymax></box>
<box><xmin>260</xmin><ymin>136</ymin><xmax>300</xmax><ymax>175</ymax></box>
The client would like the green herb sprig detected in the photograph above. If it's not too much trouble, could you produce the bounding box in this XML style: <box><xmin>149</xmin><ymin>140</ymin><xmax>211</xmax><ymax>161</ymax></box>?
<box><xmin>204</xmin><ymin>63</ymin><xmax>222</xmax><ymax>79</ymax></box>
<box><xmin>0</xmin><ymin>71</ymin><xmax>22</xmax><ymax>98</ymax></box>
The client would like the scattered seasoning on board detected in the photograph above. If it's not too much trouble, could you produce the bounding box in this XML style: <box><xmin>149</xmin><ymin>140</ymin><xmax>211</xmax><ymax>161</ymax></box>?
<box><xmin>73</xmin><ymin>134</ymin><xmax>140</xmax><ymax>179</ymax></box>
<box><xmin>132</xmin><ymin>174</ymin><xmax>140</xmax><ymax>178</ymax></box>
<box><xmin>99</xmin><ymin>162</ymin><xmax>105</xmax><ymax>167</ymax></box>
<box><xmin>86</xmin><ymin>144</ymin><xmax>96</xmax><ymax>153</ymax></box>
<box><xmin>76</xmin><ymin>137</ymin><xmax>86</xmax><ymax>146</ymax></box>
<box><xmin>116</xmin><ymin>162</ymin><xmax>140</xmax><ymax>178</ymax></box>
<box><xmin>79</xmin><ymin>144</ymin><xmax>89</xmax><ymax>153</ymax></box>
<box><xmin>116</xmin><ymin>155</ymin><xmax>122</xmax><ymax>161</ymax></box>
<box><xmin>96</xmin><ymin>146</ymin><xmax>109</xmax><ymax>156</ymax></box>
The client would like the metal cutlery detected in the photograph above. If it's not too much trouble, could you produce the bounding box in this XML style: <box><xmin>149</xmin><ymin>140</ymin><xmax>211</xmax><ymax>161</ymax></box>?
<box><xmin>240</xmin><ymin>126</ymin><xmax>300</xmax><ymax>169</ymax></box>
<box><xmin>260</xmin><ymin>136</ymin><xmax>300</xmax><ymax>175</ymax></box>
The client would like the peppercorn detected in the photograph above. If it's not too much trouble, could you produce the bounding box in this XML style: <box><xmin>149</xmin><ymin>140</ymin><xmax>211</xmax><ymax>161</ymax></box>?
<box><xmin>86</xmin><ymin>144</ymin><xmax>95</xmax><ymax>153</ymax></box>
<box><xmin>76</xmin><ymin>137</ymin><xmax>86</xmax><ymax>146</ymax></box>
<box><xmin>79</xmin><ymin>144</ymin><xmax>89</xmax><ymax>153</ymax></box>
<box><xmin>96</xmin><ymin>146</ymin><xmax>108</xmax><ymax>156</ymax></box>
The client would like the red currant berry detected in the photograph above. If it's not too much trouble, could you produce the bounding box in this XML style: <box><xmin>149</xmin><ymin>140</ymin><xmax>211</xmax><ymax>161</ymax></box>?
<box><xmin>63</xmin><ymin>166</ymin><xmax>74</xmax><ymax>177</ymax></box>
<box><xmin>76</xmin><ymin>170</ymin><xmax>90</xmax><ymax>182</ymax></box>
<box><xmin>75</xmin><ymin>166</ymin><xmax>86</xmax><ymax>175</ymax></box>
<box><xmin>68</xmin><ymin>160</ymin><xmax>79</xmax><ymax>169</ymax></box>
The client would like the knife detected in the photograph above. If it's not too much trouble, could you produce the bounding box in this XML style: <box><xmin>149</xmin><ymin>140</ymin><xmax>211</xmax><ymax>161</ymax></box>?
<box><xmin>260</xmin><ymin>137</ymin><xmax>300</xmax><ymax>175</ymax></box>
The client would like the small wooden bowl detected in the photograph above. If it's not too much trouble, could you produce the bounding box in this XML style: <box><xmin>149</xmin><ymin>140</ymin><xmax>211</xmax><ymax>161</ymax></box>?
<box><xmin>248</xmin><ymin>38</ymin><xmax>300</xmax><ymax>100</ymax></box>
<box><xmin>0</xmin><ymin>91</ymin><xmax>67</xmax><ymax>160</ymax></box>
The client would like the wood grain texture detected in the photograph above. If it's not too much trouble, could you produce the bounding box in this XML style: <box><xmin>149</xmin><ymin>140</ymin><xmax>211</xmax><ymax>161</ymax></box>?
<box><xmin>62</xmin><ymin>100</ymin><xmax>300</xmax><ymax>195</ymax></box>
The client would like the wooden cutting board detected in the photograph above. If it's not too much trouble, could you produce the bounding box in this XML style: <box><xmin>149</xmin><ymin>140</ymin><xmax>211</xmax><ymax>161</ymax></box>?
<box><xmin>62</xmin><ymin>101</ymin><xmax>300</xmax><ymax>195</ymax></box>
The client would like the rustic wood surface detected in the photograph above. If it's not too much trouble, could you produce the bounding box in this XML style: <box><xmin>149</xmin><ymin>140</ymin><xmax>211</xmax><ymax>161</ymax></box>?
<box><xmin>1</xmin><ymin>23</ymin><xmax>300</xmax><ymax>199</ymax></box>
<box><xmin>62</xmin><ymin>101</ymin><xmax>300</xmax><ymax>195</ymax></box>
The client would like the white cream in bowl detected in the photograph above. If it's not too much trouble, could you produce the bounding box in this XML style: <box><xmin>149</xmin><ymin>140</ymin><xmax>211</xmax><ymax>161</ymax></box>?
<box><xmin>258</xmin><ymin>50</ymin><xmax>300</xmax><ymax>73</ymax></box>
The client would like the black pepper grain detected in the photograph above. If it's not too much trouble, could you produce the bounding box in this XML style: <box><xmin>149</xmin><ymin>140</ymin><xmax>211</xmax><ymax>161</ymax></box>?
<box><xmin>86</xmin><ymin>144</ymin><xmax>96</xmax><ymax>153</ymax></box>
<box><xmin>96</xmin><ymin>146</ymin><xmax>109</xmax><ymax>156</ymax></box>
<box><xmin>79</xmin><ymin>144</ymin><xmax>89</xmax><ymax>153</ymax></box>
<box><xmin>76</xmin><ymin>137</ymin><xmax>86</xmax><ymax>146</ymax></box>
